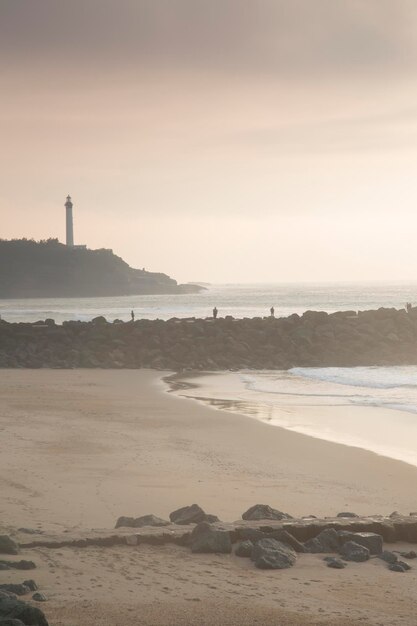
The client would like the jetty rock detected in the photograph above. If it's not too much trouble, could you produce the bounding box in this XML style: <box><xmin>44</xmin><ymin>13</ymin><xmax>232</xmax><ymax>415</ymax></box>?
<box><xmin>0</xmin><ymin>537</ymin><xmax>19</xmax><ymax>556</ymax></box>
<box><xmin>169</xmin><ymin>504</ymin><xmax>218</xmax><ymax>525</ymax></box>
<box><xmin>242</xmin><ymin>504</ymin><xmax>292</xmax><ymax>521</ymax></box>
<box><xmin>340</xmin><ymin>541</ymin><xmax>370</xmax><ymax>562</ymax></box>
<box><xmin>115</xmin><ymin>514</ymin><xmax>170</xmax><ymax>529</ymax></box>
<box><xmin>2</xmin><ymin>305</ymin><xmax>417</xmax><ymax>369</ymax></box>
<box><xmin>0</xmin><ymin>595</ymin><xmax>48</xmax><ymax>625</ymax></box>
<box><xmin>251</xmin><ymin>538</ymin><xmax>297</xmax><ymax>570</ymax></box>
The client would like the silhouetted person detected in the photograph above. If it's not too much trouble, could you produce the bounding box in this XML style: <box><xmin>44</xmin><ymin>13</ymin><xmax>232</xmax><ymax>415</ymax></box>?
<box><xmin>406</xmin><ymin>302</ymin><xmax>412</xmax><ymax>313</ymax></box>
<box><xmin>131</xmin><ymin>310</ymin><xmax>135</xmax><ymax>322</ymax></box>
<box><xmin>213</xmin><ymin>307</ymin><xmax>218</xmax><ymax>319</ymax></box>
<box><xmin>270</xmin><ymin>306</ymin><xmax>275</xmax><ymax>317</ymax></box>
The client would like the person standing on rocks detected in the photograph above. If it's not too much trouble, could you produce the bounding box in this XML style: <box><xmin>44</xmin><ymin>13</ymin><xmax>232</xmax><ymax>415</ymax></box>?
<box><xmin>270</xmin><ymin>306</ymin><xmax>275</xmax><ymax>317</ymax></box>
<box><xmin>131</xmin><ymin>310</ymin><xmax>135</xmax><ymax>322</ymax></box>
<box><xmin>213</xmin><ymin>307</ymin><xmax>218</xmax><ymax>319</ymax></box>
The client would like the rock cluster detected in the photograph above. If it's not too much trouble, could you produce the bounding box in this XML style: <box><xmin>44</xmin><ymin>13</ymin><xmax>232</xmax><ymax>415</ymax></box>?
<box><xmin>2</xmin><ymin>306</ymin><xmax>417</xmax><ymax>369</ymax></box>
<box><xmin>102</xmin><ymin>506</ymin><xmax>417</xmax><ymax>572</ymax></box>
<box><xmin>0</xmin><ymin>588</ymin><xmax>48</xmax><ymax>626</ymax></box>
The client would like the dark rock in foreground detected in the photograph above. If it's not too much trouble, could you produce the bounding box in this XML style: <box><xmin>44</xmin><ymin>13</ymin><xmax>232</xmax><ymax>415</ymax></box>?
<box><xmin>190</xmin><ymin>523</ymin><xmax>232</xmax><ymax>554</ymax></box>
<box><xmin>0</xmin><ymin>538</ymin><xmax>19</xmax><ymax>556</ymax></box>
<box><xmin>325</xmin><ymin>557</ymin><xmax>347</xmax><ymax>569</ymax></box>
<box><xmin>389</xmin><ymin>563</ymin><xmax>408</xmax><ymax>572</ymax></box>
<box><xmin>0</xmin><ymin>587</ymin><xmax>29</xmax><ymax>598</ymax></box>
<box><xmin>242</xmin><ymin>505</ymin><xmax>292</xmax><ymax>522</ymax></box>
<box><xmin>251</xmin><ymin>538</ymin><xmax>297</xmax><ymax>570</ymax></box>
<box><xmin>340</xmin><ymin>541</ymin><xmax>370</xmax><ymax>562</ymax></box>
<box><xmin>115</xmin><ymin>514</ymin><xmax>170</xmax><ymax>529</ymax></box>
<box><xmin>0</xmin><ymin>595</ymin><xmax>48</xmax><ymax>625</ymax></box>
<box><xmin>169</xmin><ymin>504</ymin><xmax>217</xmax><ymax>525</ymax></box>
<box><xmin>0</xmin><ymin>563</ymin><xmax>35</xmax><ymax>572</ymax></box>
<box><xmin>379</xmin><ymin>550</ymin><xmax>398</xmax><ymax>564</ymax></box>
<box><xmin>31</xmin><ymin>594</ymin><xmax>47</xmax><ymax>603</ymax></box>
<box><xmin>304</xmin><ymin>529</ymin><xmax>340</xmax><ymax>554</ymax></box>
<box><xmin>264</xmin><ymin>530</ymin><xmax>305</xmax><ymax>553</ymax></box>
<box><xmin>400</xmin><ymin>550</ymin><xmax>417</xmax><ymax>559</ymax></box>
<box><xmin>234</xmin><ymin>540</ymin><xmax>254</xmax><ymax>557</ymax></box>
<box><xmin>338</xmin><ymin>531</ymin><xmax>383</xmax><ymax>555</ymax></box>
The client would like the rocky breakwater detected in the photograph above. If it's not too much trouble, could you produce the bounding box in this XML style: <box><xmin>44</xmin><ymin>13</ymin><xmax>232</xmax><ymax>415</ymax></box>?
<box><xmin>5</xmin><ymin>506</ymin><xmax>417</xmax><ymax>576</ymax></box>
<box><xmin>1</xmin><ymin>306</ymin><xmax>417</xmax><ymax>369</ymax></box>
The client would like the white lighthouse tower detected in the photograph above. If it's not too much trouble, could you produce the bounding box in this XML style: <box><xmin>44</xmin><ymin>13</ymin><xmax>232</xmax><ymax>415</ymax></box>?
<box><xmin>65</xmin><ymin>195</ymin><xmax>74</xmax><ymax>247</ymax></box>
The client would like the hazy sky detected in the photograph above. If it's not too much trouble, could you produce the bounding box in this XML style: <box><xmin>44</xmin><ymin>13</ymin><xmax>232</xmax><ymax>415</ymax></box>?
<box><xmin>2</xmin><ymin>0</ymin><xmax>417</xmax><ymax>283</ymax></box>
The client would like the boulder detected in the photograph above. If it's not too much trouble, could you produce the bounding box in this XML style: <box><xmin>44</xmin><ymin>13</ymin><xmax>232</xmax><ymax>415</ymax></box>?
<box><xmin>91</xmin><ymin>316</ymin><xmax>107</xmax><ymax>325</ymax></box>
<box><xmin>389</xmin><ymin>563</ymin><xmax>407</xmax><ymax>572</ymax></box>
<box><xmin>336</xmin><ymin>512</ymin><xmax>359</xmax><ymax>518</ymax></box>
<box><xmin>251</xmin><ymin>538</ymin><xmax>297</xmax><ymax>570</ymax></box>
<box><xmin>234</xmin><ymin>540</ymin><xmax>254</xmax><ymax>558</ymax></box>
<box><xmin>203</xmin><ymin>514</ymin><xmax>220</xmax><ymax>524</ymax></box>
<box><xmin>0</xmin><ymin>595</ymin><xmax>49</xmax><ymax>625</ymax></box>
<box><xmin>0</xmin><ymin>587</ymin><xmax>28</xmax><ymax>598</ymax></box>
<box><xmin>21</xmin><ymin>583</ymin><xmax>36</xmax><ymax>593</ymax></box>
<box><xmin>0</xmin><ymin>538</ymin><xmax>18</xmax><ymax>556</ymax></box>
<box><xmin>241</xmin><ymin>504</ymin><xmax>292</xmax><ymax>521</ymax></box>
<box><xmin>115</xmin><ymin>514</ymin><xmax>170</xmax><ymax>529</ymax></box>
<box><xmin>340</xmin><ymin>541</ymin><xmax>370</xmax><ymax>562</ymax></box>
<box><xmin>265</xmin><ymin>530</ymin><xmax>306</xmax><ymax>553</ymax></box>
<box><xmin>190</xmin><ymin>523</ymin><xmax>232</xmax><ymax>554</ymax></box>
<box><xmin>400</xmin><ymin>550</ymin><xmax>417</xmax><ymax>559</ymax></box>
<box><xmin>0</xmin><ymin>563</ymin><xmax>35</xmax><ymax>572</ymax></box>
<box><xmin>397</xmin><ymin>560</ymin><xmax>411</xmax><ymax>571</ymax></box>
<box><xmin>114</xmin><ymin>516</ymin><xmax>135</xmax><ymax>528</ymax></box>
<box><xmin>31</xmin><ymin>594</ymin><xmax>47</xmax><ymax>603</ymax></box>
<box><xmin>338</xmin><ymin>531</ymin><xmax>383</xmax><ymax>555</ymax></box>
<box><xmin>169</xmin><ymin>504</ymin><xmax>207</xmax><ymax>525</ymax></box>
<box><xmin>234</xmin><ymin>528</ymin><xmax>265</xmax><ymax>543</ymax></box>
<box><xmin>379</xmin><ymin>550</ymin><xmax>398</xmax><ymax>564</ymax></box>
<box><xmin>389</xmin><ymin>511</ymin><xmax>403</xmax><ymax>518</ymax></box>
<box><xmin>304</xmin><ymin>529</ymin><xmax>339</xmax><ymax>553</ymax></box>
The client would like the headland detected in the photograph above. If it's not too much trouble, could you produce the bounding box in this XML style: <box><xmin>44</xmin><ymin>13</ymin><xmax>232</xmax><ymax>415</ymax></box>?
<box><xmin>0</xmin><ymin>239</ymin><xmax>202</xmax><ymax>298</ymax></box>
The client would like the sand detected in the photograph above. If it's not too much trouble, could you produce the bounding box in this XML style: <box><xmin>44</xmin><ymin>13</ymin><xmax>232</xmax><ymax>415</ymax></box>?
<box><xmin>1</xmin><ymin>368</ymin><xmax>417</xmax><ymax>625</ymax></box>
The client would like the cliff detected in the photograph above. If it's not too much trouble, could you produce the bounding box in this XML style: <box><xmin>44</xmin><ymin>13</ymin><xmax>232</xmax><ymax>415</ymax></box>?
<box><xmin>0</xmin><ymin>239</ymin><xmax>202</xmax><ymax>298</ymax></box>
<box><xmin>1</xmin><ymin>307</ymin><xmax>417</xmax><ymax>369</ymax></box>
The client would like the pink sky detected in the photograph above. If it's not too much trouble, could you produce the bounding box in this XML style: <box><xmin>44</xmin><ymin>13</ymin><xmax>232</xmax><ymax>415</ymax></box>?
<box><xmin>2</xmin><ymin>1</ymin><xmax>417</xmax><ymax>283</ymax></box>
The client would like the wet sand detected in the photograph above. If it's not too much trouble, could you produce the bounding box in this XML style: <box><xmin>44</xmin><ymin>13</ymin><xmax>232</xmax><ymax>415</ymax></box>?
<box><xmin>1</xmin><ymin>369</ymin><xmax>417</xmax><ymax>625</ymax></box>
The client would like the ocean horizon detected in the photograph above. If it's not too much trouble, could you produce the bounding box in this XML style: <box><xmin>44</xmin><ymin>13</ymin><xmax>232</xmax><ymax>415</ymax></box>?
<box><xmin>2</xmin><ymin>280</ymin><xmax>417</xmax><ymax>324</ymax></box>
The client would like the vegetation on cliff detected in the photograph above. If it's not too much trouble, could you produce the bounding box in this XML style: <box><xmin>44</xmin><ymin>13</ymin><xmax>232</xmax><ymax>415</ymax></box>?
<box><xmin>0</xmin><ymin>239</ymin><xmax>201</xmax><ymax>298</ymax></box>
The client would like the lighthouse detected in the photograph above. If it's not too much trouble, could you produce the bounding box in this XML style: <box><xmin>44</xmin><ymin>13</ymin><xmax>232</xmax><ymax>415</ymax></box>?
<box><xmin>65</xmin><ymin>195</ymin><xmax>74</xmax><ymax>247</ymax></box>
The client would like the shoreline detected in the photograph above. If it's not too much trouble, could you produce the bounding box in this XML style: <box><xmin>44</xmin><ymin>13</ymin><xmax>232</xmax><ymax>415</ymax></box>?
<box><xmin>1</xmin><ymin>369</ymin><xmax>417</xmax><ymax>527</ymax></box>
<box><xmin>2</xmin><ymin>368</ymin><xmax>417</xmax><ymax>625</ymax></box>
<box><xmin>168</xmin><ymin>369</ymin><xmax>417</xmax><ymax>470</ymax></box>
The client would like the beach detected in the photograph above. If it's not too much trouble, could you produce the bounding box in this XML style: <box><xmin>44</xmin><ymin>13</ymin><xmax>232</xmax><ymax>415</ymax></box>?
<box><xmin>1</xmin><ymin>369</ymin><xmax>417</xmax><ymax>625</ymax></box>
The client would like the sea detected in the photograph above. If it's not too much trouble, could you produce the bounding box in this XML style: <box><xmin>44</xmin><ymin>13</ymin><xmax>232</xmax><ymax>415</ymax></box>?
<box><xmin>2</xmin><ymin>281</ymin><xmax>417</xmax><ymax>324</ymax></box>
<box><xmin>3</xmin><ymin>281</ymin><xmax>417</xmax><ymax>466</ymax></box>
